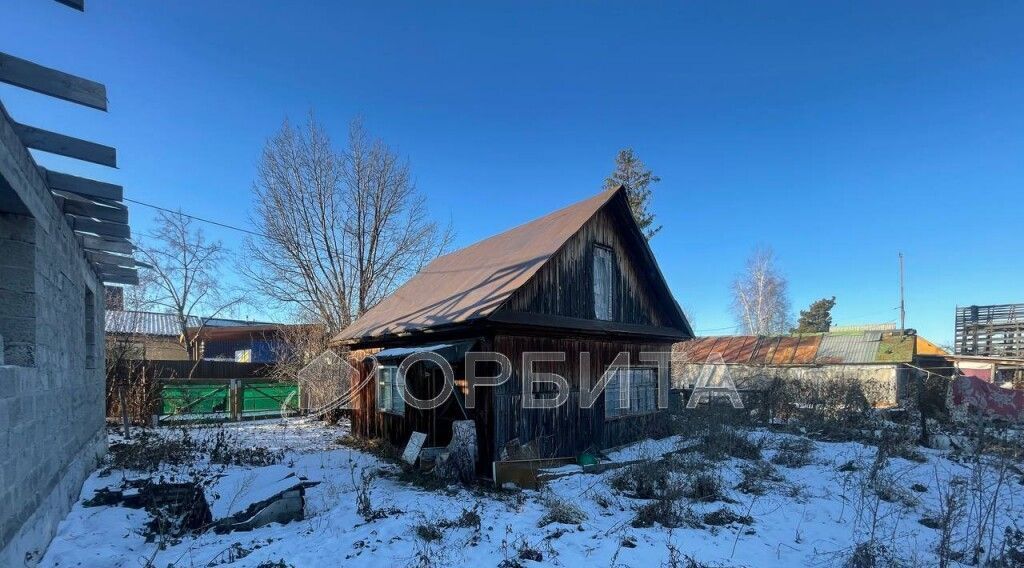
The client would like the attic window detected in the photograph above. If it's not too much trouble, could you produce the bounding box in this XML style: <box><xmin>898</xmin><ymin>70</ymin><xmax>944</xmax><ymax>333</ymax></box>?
<box><xmin>593</xmin><ymin>244</ymin><xmax>614</xmax><ymax>321</ymax></box>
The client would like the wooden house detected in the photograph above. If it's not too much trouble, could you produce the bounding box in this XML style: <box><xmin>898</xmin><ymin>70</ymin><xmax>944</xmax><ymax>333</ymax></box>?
<box><xmin>333</xmin><ymin>187</ymin><xmax>693</xmax><ymax>472</ymax></box>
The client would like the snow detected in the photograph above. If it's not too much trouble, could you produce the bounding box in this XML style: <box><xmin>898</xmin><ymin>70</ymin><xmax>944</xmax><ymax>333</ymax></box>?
<box><xmin>40</xmin><ymin>419</ymin><xmax>1024</xmax><ymax>567</ymax></box>
<box><xmin>206</xmin><ymin>464</ymin><xmax>302</xmax><ymax>521</ymax></box>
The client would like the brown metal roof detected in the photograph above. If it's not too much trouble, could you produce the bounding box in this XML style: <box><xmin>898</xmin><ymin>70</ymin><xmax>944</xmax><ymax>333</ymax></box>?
<box><xmin>334</xmin><ymin>189</ymin><xmax>621</xmax><ymax>342</ymax></box>
<box><xmin>674</xmin><ymin>331</ymin><xmax>925</xmax><ymax>365</ymax></box>
<box><xmin>674</xmin><ymin>335</ymin><xmax>824</xmax><ymax>365</ymax></box>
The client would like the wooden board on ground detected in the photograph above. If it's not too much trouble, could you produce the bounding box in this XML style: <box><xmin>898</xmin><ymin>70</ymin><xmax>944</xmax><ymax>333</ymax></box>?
<box><xmin>492</xmin><ymin>457</ymin><xmax>578</xmax><ymax>490</ymax></box>
<box><xmin>402</xmin><ymin>432</ymin><xmax>427</xmax><ymax>465</ymax></box>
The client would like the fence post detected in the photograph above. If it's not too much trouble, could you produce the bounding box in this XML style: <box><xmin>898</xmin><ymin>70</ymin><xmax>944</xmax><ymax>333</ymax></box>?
<box><xmin>229</xmin><ymin>379</ymin><xmax>240</xmax><ymax>421</ymax></box>
<box><xmin>237</xmin><ymin>380</ymin><xmax>245</xmax><ymax>421</ymax></box>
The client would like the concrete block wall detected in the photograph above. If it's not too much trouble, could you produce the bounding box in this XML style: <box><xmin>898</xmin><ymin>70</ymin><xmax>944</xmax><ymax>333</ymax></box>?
<box><xmin>0</xmin><ymin>213</ymin><xmax>36</xmax><ymax>367</ymax></box>
<box><xmin>0</xmin><ymin>207</ymin><xmax>106</xmax><ymax>565</ymax></box>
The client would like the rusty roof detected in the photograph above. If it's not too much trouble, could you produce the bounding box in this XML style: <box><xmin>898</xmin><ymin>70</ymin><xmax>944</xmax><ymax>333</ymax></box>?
<box><xmin>674</xmin><ymin>331</ymin><xmax>920</xmax><ymax>365</ymax></box>
<box><xmin>675</xmin><ymin>335</ymin><xmax>823</xmax><ymax>365</ymax></box>
<box><xmin>336</xmin><ymin>188</ymin><xmax>650</xmax><ymax>343</ymax></box>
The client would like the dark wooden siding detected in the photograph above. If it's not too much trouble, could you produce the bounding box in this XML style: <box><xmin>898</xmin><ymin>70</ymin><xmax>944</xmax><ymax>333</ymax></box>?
<box><xmin>348</xmin><ymin>336</ymin><xmax>496</xmax><ymax>474</ymax></box>
<box><xmin>498</xmin><ymin>206</ymin><xmax>668</xmax><ymax>327</ymax></box>
<box><xmin>491</xmin><ymin>334</ymin><xmax>672</xmax><ymax>460</ymax></box>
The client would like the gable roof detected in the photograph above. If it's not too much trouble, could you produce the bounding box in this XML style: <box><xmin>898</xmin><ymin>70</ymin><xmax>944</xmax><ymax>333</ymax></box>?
<box><xmin>335</xmin><ymin>187</ymin><xmax>690</xmax><ymax>343</ymax></box>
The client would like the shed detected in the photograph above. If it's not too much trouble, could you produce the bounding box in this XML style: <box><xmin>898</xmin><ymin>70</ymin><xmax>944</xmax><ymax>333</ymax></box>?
<box><xmin>672</xmin><ymin>330</ymin><xmax>939</xmax><ymax>407</ymax></box>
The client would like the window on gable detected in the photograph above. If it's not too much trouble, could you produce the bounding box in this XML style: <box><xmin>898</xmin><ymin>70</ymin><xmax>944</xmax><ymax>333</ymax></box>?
<box><xmin>605</xmin><ymin>367</ymin><xmax>657</xmax><ymax>419</ymax></box>
<box><xmin>593</xmin><ymin>244</ymin><xmax>614</xmax><ymax>321</ymax></box>
<box><xmin>377</xmin><ymin>365</ymin><xmax>405</xmax><ymax>415</ymax></box>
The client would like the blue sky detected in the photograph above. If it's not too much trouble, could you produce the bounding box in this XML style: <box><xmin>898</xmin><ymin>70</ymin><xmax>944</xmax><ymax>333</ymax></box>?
<box><xmin>3</xmin><ymin>1</ymin><xmax>1023</xmax><ymax>345</ymax></box>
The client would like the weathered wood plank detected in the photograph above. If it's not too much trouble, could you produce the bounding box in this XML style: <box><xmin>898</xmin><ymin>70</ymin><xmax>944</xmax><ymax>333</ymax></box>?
<box><xmin>66</xmin><ymin>213</ymin><xmax>130</xmax><ymax>238</ymax></box>
<box><xmin>77</xmin><ymin>232</ymin><xmax>133</xmax><ymax>255</ymax></box>
<box><xmin>93</xmin><ymin>262</ymin><xmax>136</xmax><ymax>275</ymax></box>
<box><xmin>53</xmin><ymin>188</ymin><xmax>125</xmax><ymax>210</ymax></box>
<box><xmin>57</xmin><ymin>192</ymin><xmax>128</xmax><ymax>224</ymax></box>
<box><xmin>0</xmin><ymin>52</ymin><xmax>105</xmax><ymax>110</ymax></box>
<box><xmin>42</xmin><ymin>167</ymin><xmax>123</xmax><ymax>201</ymax></box>
<box><xmin>85</xmin><ymin>250</ymin><xmax>150</xmax><ymax>269</ymax></box>
<box><xmin>97</xmin><ymin>267</ymin><xmax>139</xmax><ymax>285</ymax></box>
<box><xmin>13</xmin><ymin>122</ymin><xmax>116</xmax><ymax>167</ymax></box>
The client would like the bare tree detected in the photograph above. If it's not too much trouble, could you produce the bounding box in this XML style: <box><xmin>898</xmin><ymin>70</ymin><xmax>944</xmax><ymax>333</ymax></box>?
<box><xmin>243</xmin><ymin>114</ymin><xmax>451</xmax><ymax>333</ymax></box>
<box><xmin>137</xmin><ymin>211</ymin><xmax>246</xmax><ymax>367</ymax></box>
<box><xmin>731</xmin><ymin>247</ymin><xmax>791</xmax><ymax>335</ymax></box>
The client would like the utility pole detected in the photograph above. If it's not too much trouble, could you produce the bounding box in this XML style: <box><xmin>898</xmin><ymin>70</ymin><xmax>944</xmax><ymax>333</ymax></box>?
<box><xmin>898</xmin><ymin>252</ymin><xmax>906</xmax><ymax>333</ymax></box>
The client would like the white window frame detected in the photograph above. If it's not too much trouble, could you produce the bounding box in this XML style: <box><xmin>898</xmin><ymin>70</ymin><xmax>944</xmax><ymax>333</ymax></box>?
<box><xmin>593</xmin><ymin>244</ymin><xmax>614</xmax><ymax>321</ymax></box>
<box><xmin>377</xmin><ymin>365</ymin><xmax>405</xmax><ymax>415</ymax></box>
<box><xmin>605</xmin><ymin>366</ymin><xmax>657</xmax><ymax>420</ymax></box>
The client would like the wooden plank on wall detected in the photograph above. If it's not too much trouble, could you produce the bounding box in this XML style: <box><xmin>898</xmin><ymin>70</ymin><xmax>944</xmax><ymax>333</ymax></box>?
<box><xmin>67</xmin><ymin>213</ymin><xmax>130</xmax><ymax>238</ymax></box>
<box><xmin>42</xmin><ymin>167</ymin><xmax>122</xmax><ymax>201</ymax></box>
<box><xmin>93</xmin><ymin>262</ymin><xmax>138</xmax><ymax>279</ymax></box>
<box><xmin>78</xmin><ymin>232</ymin><xmax>133</xmax><ymax>255</ymax></box>
<box><xmin>0</xmin><ymin>52</ymin><xmax>105</xmax><ymax>110</ymax></box>
<box><xmin>85</xmin><ymin>249</ymin><xmax>141</xmax><ymax>267</ymax></box>
<box><xmin>98</xmin><ymin>267</ymin><xmax>139</xmax><ymax>285</ymax></box>
<box><xmin>87</xmin><ymin>249</ymin><xmax>130</xmax><ymax>267</ymax></box>
<box><xmin>53</xmin><ymin>188</ymin><xmax>125</xmax><ymax>211</ymax></box>
<box><xmin>57</xmin><ymin>192</ymin><xmax>128</xmax><ymax>224</ymax></box>
<box><xmin>13</xmin><ymin>122</ymin><xmax>116</xmax><ymax>167</ymax></box>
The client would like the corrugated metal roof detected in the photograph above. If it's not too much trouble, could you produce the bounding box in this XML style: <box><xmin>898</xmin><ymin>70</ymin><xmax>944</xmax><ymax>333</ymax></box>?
<box><xmin>105</xmin><ymin>310</ymin><xmax>275</xmax><ymax>336</ymax></box>
<box><xmin>674</xmin><ymin>331</ymin><xmax>920</xmax><ymax>365</ymax></box>
<box><xmin>334</xmin><ymin>187</ymin><xmax>692</xmax><ymax>343</ymax></box>
<box><xmin>829</xmin><ymin>323</ymin><xmax>896</xmax><ymax>333</ymax></box>
<box><xmin>675</xmin><ymin>335</ymin><xmax>822</xmax><ymax>365</ymax></box>
<box><xmin>816</xmin><ymin>332</ymin><xmax>882</xmax><ymax>364</ymax></box>
<box><xmin>105</xmin><ymin>310</ymin><xmax>199</xmax><ymax>336</ymax></box>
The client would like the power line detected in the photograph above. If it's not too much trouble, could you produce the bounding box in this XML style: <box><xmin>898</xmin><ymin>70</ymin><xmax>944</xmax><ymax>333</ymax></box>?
<box><xmin>124</xmin><ymin>197</ymin><xmax>267</xmax><ymax>238</ymax></box>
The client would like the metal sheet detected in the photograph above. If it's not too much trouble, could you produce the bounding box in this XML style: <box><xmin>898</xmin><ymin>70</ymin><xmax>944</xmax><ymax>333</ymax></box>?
<box><xmin>816</xmin><ymin>332</ymin><xmax>881</xmax><ymax>364</ymax></box>
<box><xmin>335</xmin><ymin>189</ymin><xmax>619</xmax><ymax>342</ymax></box>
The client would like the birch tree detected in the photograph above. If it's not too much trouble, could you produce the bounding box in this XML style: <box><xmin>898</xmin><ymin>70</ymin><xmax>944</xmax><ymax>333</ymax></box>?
<box><xmin>243</xmin><ymin>114</ymin><xmax>451</xmax><ymax>334</ymax></box>
<box><xmin>731</xmin><ymin>247</ymin><xmax>791</xmax><ymax>335</ymax></box>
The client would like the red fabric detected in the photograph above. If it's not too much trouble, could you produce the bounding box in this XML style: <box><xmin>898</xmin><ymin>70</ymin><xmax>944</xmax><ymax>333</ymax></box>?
<box><xmin>959</xmin><ymin>367</ymin><xmax>993</xmax><ymax>382</ymax></box>
<box><xmin>951</xmin><ymin>375</ymin><xmax>1024</xmax><ymax>422</ymax></box>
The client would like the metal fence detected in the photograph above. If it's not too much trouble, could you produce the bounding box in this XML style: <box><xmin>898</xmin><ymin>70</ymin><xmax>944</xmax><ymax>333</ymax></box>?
<box><xmin>156</xmin><ymin>378</ymin><xmax>298</xmax><ymax>423</ymax></box>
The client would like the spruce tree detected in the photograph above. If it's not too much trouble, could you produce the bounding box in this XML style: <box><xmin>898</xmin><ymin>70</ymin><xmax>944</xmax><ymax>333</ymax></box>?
<box><xmin>604</xmin><ymin>148</ymin><xmax>662</xmax><ymax>240</ymax></box>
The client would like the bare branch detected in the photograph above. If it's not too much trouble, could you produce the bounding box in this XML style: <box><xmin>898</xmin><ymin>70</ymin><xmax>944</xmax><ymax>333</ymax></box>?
<box><xmin>242</xmin><ymin>114</ymin><xmax>451</xmax><ymax>334</ymax></box>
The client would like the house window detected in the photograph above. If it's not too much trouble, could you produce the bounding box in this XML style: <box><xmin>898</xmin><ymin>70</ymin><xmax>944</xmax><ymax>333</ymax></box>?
<box><xmin>377</xmin><ymin>365</ymin><xmax>405</xmax><ymax>415</ymax></box>
<box><xmin>593</xmin><ymin>244</ymin><xmax>614</xmax><ymax>321</ymax></box>
<box><xmin>605</xmin><ymin>367</ymin><xmax>657</xmax><ymax>419</ymax></box>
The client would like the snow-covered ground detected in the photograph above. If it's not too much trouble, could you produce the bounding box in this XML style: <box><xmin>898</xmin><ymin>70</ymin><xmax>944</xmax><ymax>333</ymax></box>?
<box><xmin>40</xmin><ymin>419</ymin><xmax>1024</xmax><ymax>567</ymax></box>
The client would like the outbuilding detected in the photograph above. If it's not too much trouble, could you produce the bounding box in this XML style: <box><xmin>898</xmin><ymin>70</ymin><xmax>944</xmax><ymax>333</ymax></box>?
<box><xmin>334</xmin><ymin>187</ymin><xmax>693</xmax><ymax>473</ymax></box>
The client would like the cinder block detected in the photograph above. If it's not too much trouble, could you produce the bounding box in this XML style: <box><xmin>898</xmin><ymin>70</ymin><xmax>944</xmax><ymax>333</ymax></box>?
<box><xmin>0</xmin><ymin>292</ymin><xmax>35</xmax><ymax>319</ymax></box>
<box><xmin>0</xmin><ymin>266</ymin><xmax>34</xmax><ymax>293</ymax></box>
<box><xmin>3</xmin><ymin>342</ymin><xmax>34</xmax><ymax>367</ymax></box>
<box><xmin>0</xmin><ymin>316</ymin><xmax>35</xmax><ymax>345</ymax></box>
<box><xmin>0</xmin><ymin>214</ymin><xmax>36</xmax><ymax>243</ymax></box>
<box><xmin>0</xmin><ymin>399</ymin><xmax>10</xmax><ymax>431</ymax></box>
<box><xmin>0</xmin><ymin>240</ymin><xmax>35</xmax><ymax>268</ymax></box>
